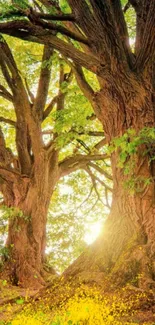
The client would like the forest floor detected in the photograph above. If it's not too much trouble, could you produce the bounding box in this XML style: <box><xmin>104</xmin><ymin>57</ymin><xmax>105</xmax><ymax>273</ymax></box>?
<box><xmin>0</xmin><ymin>278</ymin><xmax>155</xmax><ymax>325</ymax></box>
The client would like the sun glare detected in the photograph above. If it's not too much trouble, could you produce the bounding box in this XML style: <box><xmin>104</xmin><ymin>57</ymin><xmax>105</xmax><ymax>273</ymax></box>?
<box><xmin>59</xmin><ymin>183</ymin><xmax>104</xmax><ymax>245</ymax></box>
<box><xmin>84</xmin><ymin>221</ymin><xmax>103</xmax><ymax>245</ymax></box>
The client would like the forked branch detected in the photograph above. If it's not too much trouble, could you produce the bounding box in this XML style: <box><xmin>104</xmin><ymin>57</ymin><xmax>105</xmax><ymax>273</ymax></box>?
<box><xmin>59</xmin><ymin>153</ymin><xmax>109</xmax><ymax>177</ymax></box>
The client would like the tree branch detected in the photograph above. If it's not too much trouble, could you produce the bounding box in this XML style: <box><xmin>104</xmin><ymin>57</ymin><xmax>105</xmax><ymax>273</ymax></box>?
<box><xmin>24</xmin><ymin>78</ymin><xmax>35</xmax><ymax>103</ymax></box>
<box><xmin>92</xmin><ymin>173</ymin><xmax>112</xmax><ymax>192</ymax></box>
<box><xmin>0</xmin><ymin>117</ymin><xmax>16</xmax><ymax>127</ymax></box>
<box><xmin>0</xmin><ymin>9</ymin><xmax>75</xmax><ymax>22</ymax></box>
<box><xmin>0</xmin><ymin>21</ymin><xmax>105</xmax><ymax>77</ymax></box>
<box><xmin>134</xmin><ymin>0</ymin><xmax>155</xmax><ymax>70</ymax></box>
<box><xmin>87</xmin><ymin>113</ymin><xmax>96</xmax><ymax>121</ymax></box>
<box><xmin>0</xmin><ymin>84</ymin><xmax>13</xmax><ymax>102</ymax></box>
<box><xmin>84</xmin><ymin>165</ymin><xmax>112</xmax><ymax>208</ymax></box>
<box><xmin>38</xmin><ymin>0</ymin><xmax>61</xmax><ymax>10</ymax></box>
<box><xmin>42</xmin><ymin>129</ymin><xmax>54</xmax><ymax>135</ymax></box>
<box><xmin>26</xmin><ymin>10</ymin><xmax>88</xmax><ymax>45</ymax></box>
<box><xmin>0</xmin><ymin>126</ymin><xmax>6</xmax><ymax>148</ymax></box>
<box><xmin>110</xmin><ymin>0</ymin><xmax>135</xmax><ymax>67</ymax></box>
<box><xmin>0</xmin><ymin>7</ymin><xmax>87</xmax><ymax>44</ymax></box>
<box><xmin>76</xmin><ymin>139</ymin><xmax>91</xmax><ymax>153</ymax></box>
<box><xmin>73</xmin><ymin>130</ymin><xmax>105</xmax><ymax>137</ymax></box>
<box><xmin>0</xmin><ymin>127</ymin><xmax>14</xmax><ymax>168</ymax></box>
<box><xmin>68</xmin><ymin>0</ymin><xmax>101</xmax><ymax>46</ymax></box>
<box><xmin>93</xmin><ymin>138</ymin><xmax>107</xmax><ymax>150</ymax></box>
<box><xmin>64</xmin><ymin>57</ymin><xmax>106</xmax><ymax>121</ymax></box>
<box><xmin>123</xmin><ymin>1</ymin><xmax>131</xmax><ymax>13</ymax></box>
<box><xmin>0</xmin><ymin>166</ymin><xmax>21</xmax><ymax>182</ymax></box>
<box><xmin>0</xmin><ymin>53</ymin><xmax>13</xmax><ymax>92</ymax></box>
<box><xmin>45</xmin><ymin>61</ymin><xmax>72</xmax><ymax>152</ymax></box>
<box><xmin>128</xmin><ymin>0</ymin><xmax>141</xmax><ymax>12</ymax></box>
<box><xmin>0</xmin><ymin>36</ymin><xmax>19</xmax><ymax>81</ymax></box>
<box><xmin>75</xmin><ymin>186</ymin><xmax>93</xmax><ymax>210</ymax></box>
<box><xmin>59</xmin><ymin>153</ymin><xmax>109</xmax><ymax>177</ymax></box>
<box><xmin>66</xmin><ymin>61</ymin><xmax>95</xmax><ymax>104</ymax></box>
<box><xmin>71</xmin><ymin>0</ymin><xmax>124</xmax><ymax>66</ymax></box>
<box><xmin>33</xmin><ymin>0</ymin><xmax>44</xmax><ymax>12</ymax></box>
<box><xmin>33</xmin><ymin>45</ymin><xmax>53</xmax><ymax>120</ymax></box>
<box><xmin>35</xmin><ymin>13</ymin><xmax>75</xmax><ymax>22</ymax></box>
<box><xmin>43</xmin><ymin>95</ymin><xmax>59</xmax><ymax>120</ymax></box>
<box><xmin>93</xmin><ymin>1</ymin><xmax>124</xmax><ymax>56</ymax></box>
<box><xmin>0</xmin><ymin>36</ymin><xmax>43</xmax><ymax>165</ymax></box>
<box><xmin>84</xmin><ymin>165</ymin><xmax>102</xmax><ymax>201</ymax></box>
<box><xmin>88</xmin><ymin>162</ymin><xmax>112</xmax><ymax>181</ymax></box>
<box><xmin>105</xmin><ymin>187</ymin><xmax>111</xmax><ymax>209</ymax></box>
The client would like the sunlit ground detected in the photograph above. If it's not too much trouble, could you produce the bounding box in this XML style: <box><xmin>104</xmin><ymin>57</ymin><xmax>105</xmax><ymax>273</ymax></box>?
<box><xmin>2</xmin><ymin>283</ymin><xmax>153</xmax><ymax>325</ymax></box>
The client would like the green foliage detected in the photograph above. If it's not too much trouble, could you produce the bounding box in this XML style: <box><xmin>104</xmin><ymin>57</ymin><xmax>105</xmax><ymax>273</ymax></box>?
<box><xmin>12</xmin><ymin>0</ymin><xmax>29</xmax><ymax>9</ymax></box>
<box><xmin>0</xmin><ymin>244</ymin><xmax>14</xmax><ymax>264</ymax></box>
<box><xmin>120</xmin><ymin>0</ymin><xmax>127</xmax><ymax>5</ymax></box>
<box><xmin>124</xmin><ymin>176</ymin><xmax>152</xmax><ymax>193</ymax></box>
<box><xmin>52</xmin><ymin>95</ymin><xmax>93</xmax><ymax>149</ymax></box>
<box><xmin>0</xmin><ymin>0</ymin><xmax>29</xmax><ymax>13</ymax></box>
<box><xmin>0</xmin><ymin>2</ymin><xmax>13</xmax><ymax>19</ymax></box>
<box><xmin>59</xmin><ymin>0</ymin><xmax>71</xmax><ymax>13</ymax></box>
<box><xmin>15</xmin><ymin>298</ymin><xmax>25</xmax><ymax>305</ymax></box>
<box><xmin>125</xmin><ymin>6</ymin><xmax>136</xmax><ymax>40</ymax></box>
<box><xmin>0</xmin><ymin>205</ymin><xmax>24</xmax><ymax>220</ymax></box>
<box><xmin>110</xmin><ymin>127</ymin><xmax>155</xmax><ymax>192</ymax></box>
<box><xmin>42</xmin><ymin>56</ymin><xmax>54</xmax><ymax>70</ymax></box>
<box><xmin>110</xmin><ymin>129</ymin><xmax>141</xmax><ymax>169</ymax></box>
<box><xmin>0</xmin><ymin>246</ymin><xmax>10</xmax><ymax>260</ymax></box>
<box><xmin>111</xmin><ymin>127</ymin><xmax>155</xmax><ymax>165</ymax></box>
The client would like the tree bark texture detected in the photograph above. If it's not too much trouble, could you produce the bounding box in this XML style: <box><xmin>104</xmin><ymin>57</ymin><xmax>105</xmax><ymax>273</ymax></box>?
<box><xmin>64</xmin><ymin>77</ymin><xmax>155</xmax><ymax>289</ymax></box>
<box><xmin>1</xmin><ymin>150</ymin><xmax>59</xmax><ymax>287</ymax></box>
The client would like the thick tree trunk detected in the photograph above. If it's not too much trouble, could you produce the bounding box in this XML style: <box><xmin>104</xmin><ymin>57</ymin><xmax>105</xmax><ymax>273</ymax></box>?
<box><xmin>5</xmin><ymin>194</ymin><xmax>49</xmax><ymax>287</ymax></box>
<box><xmin>64</xmin><ymin>81</ymin><xmax>155</xmax><ymax>290</ymax></box>
<box><xmin>64</xmin><ymin>154</ymin><xmax>155</xmax><ymax>290</ymax></box>
<box><xmin>1</xmin><ymin>152</ymin><xmax>59</xmax><ymax>288</ymax></box>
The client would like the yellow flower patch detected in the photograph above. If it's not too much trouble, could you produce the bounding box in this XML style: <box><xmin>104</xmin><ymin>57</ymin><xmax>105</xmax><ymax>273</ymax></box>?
<box><xmin>9</xmin><ymin>287</ymin><xmax>154</xmax><ymax>325</ymax></box>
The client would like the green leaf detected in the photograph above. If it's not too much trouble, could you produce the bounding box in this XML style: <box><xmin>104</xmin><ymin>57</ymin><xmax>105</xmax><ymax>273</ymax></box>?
<box><xmin>16</xmin><ymin>298</ymin><xmax>24</xmax><ymax>305</ymax></box>
<box><xmin>2</xmin><ymin>279</ymin><xmax>7</xmax><ymax>286</ymax></box>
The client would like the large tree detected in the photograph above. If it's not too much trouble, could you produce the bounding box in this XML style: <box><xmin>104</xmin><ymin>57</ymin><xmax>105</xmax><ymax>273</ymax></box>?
<box><xmin>0</xmin><ymin>0</ymin><xmax>155</xmax><ymax>288</ymax></box>
<box><xmin>0</xmin><ymin>35</ymin><xmax>110</xmax><ymax>287</ymax></box>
